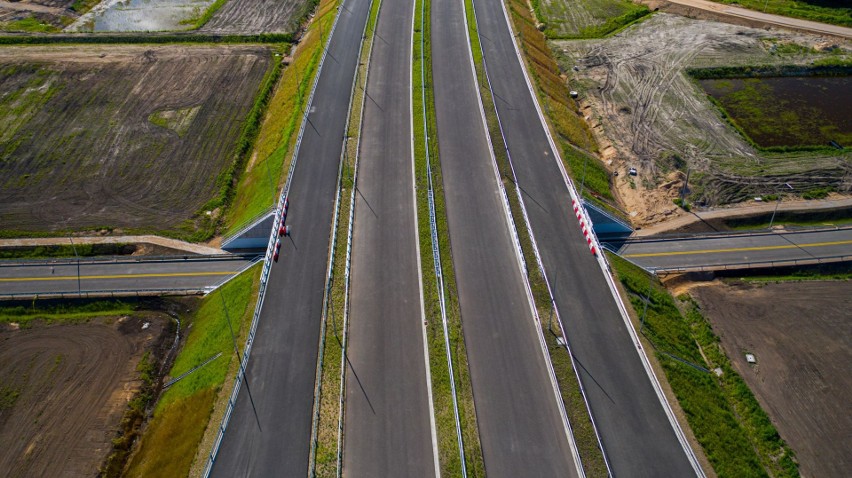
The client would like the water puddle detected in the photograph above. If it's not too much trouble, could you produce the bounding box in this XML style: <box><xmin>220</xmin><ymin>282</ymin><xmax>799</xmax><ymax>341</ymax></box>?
<box><xmin>66</xmin><ymin>0</ymin><xmax>214</xmax><ymax>32</ymax></box>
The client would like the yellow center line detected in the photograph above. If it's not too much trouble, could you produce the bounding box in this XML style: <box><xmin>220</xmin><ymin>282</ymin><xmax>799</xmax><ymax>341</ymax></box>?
<box><xmin>624</xmin><ymin>239</ymin><xmax>852</xmax><ymax>258</ymax></box>
<box><xmin>0</xmin><ymin>271</ymin><xmax>237</xmax><ymax>283</ymax></box>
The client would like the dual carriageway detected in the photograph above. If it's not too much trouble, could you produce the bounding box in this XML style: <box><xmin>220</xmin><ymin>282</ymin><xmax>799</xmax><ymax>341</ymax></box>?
<box><xmin>210</xmin><ymin>0</ymin><xmax>703</xmax><ymax>475</ymax></box>
<box><xmin>5</xmin><ymin>0</ymin><xmax>849</xmax><ymax>475</ymax></box>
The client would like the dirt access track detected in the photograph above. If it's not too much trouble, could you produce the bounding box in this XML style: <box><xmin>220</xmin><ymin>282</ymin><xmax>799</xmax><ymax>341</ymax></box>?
<box><xmin>200</xmin><ymin>0</ymin><xmax>310</xmax><ymax>34</ymax></box>
<box><xmin>0</xmin><ymin>45</ymin><xmax>271</xmax><ymax>235</ymax></box>
<box><xmin>554</xmin><ymin>14</ymin><xmax>851</xmax><ymax>226</ymax></box>
<box><xmin>691</xmin><ymin>280</ymin><xmax>851</xmax><ymax>478</ymax></box>
<box><xmin>0</xmin><ymin>314</ymin><xmax>171</xmax><ymax>477</ymax></box>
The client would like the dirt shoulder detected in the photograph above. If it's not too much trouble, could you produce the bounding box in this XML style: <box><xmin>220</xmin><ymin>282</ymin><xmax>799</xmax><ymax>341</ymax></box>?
<box><xmin>690</xmin><ymin>280</ymin><xmax>852</xmax><ymax>478</ymax></box>
<box><xmin>0</xmin><ymin>313</ymin><xmax>172</xmax><ymax>477</ymax></box>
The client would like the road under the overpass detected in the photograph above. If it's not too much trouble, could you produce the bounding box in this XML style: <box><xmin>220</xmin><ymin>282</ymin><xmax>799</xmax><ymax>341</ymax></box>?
<box><xmin>620</xmin><ymin>227</ymin><xmax>852</xmax><ymax>271</ymax></box>
<box><xmin>0</xmin><ymin>256</ymin><xmax>256</xmax><ymax>297</ymax></box>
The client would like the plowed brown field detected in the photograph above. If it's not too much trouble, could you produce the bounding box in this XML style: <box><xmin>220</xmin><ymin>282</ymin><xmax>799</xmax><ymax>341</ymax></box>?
<box><xmin>0</xmin><ymin>314</ymin><xmax>171</xmax><ymax>477</ymax></box>
<box><xmin>691</xmin><ymin>281</ymin><xmax>852</xmax><ymax>478</ymax></box>
<box><xmin>0</xmin><ymin>45</ymin><xmax>271</xmax><ymax>236</ymax></box>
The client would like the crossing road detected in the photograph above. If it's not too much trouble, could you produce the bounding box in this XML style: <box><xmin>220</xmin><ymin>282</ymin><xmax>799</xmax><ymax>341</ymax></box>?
<box><xmin>621</xmin><ymin>228</ymin><xmax>852</xmax><ymax>271</ymax></box>
<box><xmin>0</xmin><ymin>256</ymin><xmax>256</xmax><ymax>297</ymax></box>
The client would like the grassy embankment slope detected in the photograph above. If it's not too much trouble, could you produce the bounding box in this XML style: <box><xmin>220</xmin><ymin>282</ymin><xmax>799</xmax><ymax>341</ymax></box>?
<box><xmin>609</xmin><ymin>253</ymin><xmax>799</xmax><ymax>477</ymax></box>
<box><xmin>124</xmin><ymin>264</ymin><xmax>261</xmax><ymax>477</ymax></box>
<box><xmin>225</xmin><ymin>0</ymin><xmax>339</xmax><ymax>235</ymax></box>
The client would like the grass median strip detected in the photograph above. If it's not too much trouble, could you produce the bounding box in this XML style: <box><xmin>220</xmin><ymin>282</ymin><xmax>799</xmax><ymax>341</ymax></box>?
<box><xmin>463</xmin><ymin>0</ymin><xmax>607</xmax><ymax>474</ymax></box>
<box><xmin>415</xmin><ymin>0</ymin><xmax>485</xmax><ymax>474</ymax></box>
<box><xmin>312</xmin><ymin>0</ymin><xmax>379</xmax><ymax>474</ymax></box>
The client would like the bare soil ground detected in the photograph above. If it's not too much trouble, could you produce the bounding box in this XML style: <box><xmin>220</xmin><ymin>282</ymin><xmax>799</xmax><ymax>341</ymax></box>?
<box><xmin>200</xmin><ymin>0</ymin><xmax>310</xmax><ymax>34</ymax></box>
<box><xmin>0</xmin><ymin>313</ymin><xmax>172</xmax><ymax>477</ymax></box>
<box><xmin>553</xmin><ymin>13</ymin><xmax>852</xmax><ymax>226</ymax></box>
<box><xmin>0</xmin><ymin>45</ymin><xmax>270</xmax><ymax>236</ymax></box>
<box><xmin>690</xmin><ymin>280</ymin><xmax>852</xmax><ymax>478</ymax></box>
<box><xmin>0</xmin><ymin>0</ymin><xmax>78</xmax><ymax>30</ymax></box>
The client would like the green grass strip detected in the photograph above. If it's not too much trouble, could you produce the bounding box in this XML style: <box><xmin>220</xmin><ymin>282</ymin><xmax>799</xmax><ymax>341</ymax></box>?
<box><xmin>0</xmin><ymin>299</ymin><xmax>133</xmax><ymax>325</ymax></box>
<box><xmin>0</xmin><ymin>33</ymin><xmax>293</xmax><ymax>45</ymax></box>
<box><xmin>609</xmin><ymin>253</ymin><xmax>799</xmax><ymax>478</ymax></box>
<box><xmin>415</xmin><ymin>0</ymin><xmax>485</xmax><ymax>474</ymax></box>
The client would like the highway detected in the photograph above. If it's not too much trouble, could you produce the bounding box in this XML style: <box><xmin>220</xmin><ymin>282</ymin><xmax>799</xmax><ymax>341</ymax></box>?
<box><xmin>209</xmin><ymin>0</ymin><xmax>373</xmax><ymax>475</ymax></box>
<box><xmin>341</xmin><ymin>0</ymin><xmax>438</xmax><ymax>473</ymax></box>
<box><xmin>471</xmin><ymin>0</ymin><xmax>702</xmax><ymax>474</ymax></box>
<box><xmin>0</xmin><ymin>256</ymin><xmax>256</xmax><ymax>297</ymax></box>
<box><xmin>620</xmin><ymin>228</ymin><xmax>852</xmax><ymax>272</ymax></box>
<box><xmin>432</xmin><ymin>0</ymin><xmax>580</xmax><ymax>474</ymax></box>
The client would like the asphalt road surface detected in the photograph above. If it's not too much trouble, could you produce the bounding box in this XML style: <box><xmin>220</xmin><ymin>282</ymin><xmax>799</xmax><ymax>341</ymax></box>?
<box><xmin>0</xmin><ymin>256</ymin><xmax>256</xmax><ymax>296</ymax></box>
<box><xmin>471</xmin><ymin>0</ymin><xmax>701</xmax><ymax>474</ymax></box>
<box><xmin>342</xmin><ymin>0</ymin><xmax>437</xmax><ymax>474</ymax></box>
<box><xmin>621</xmin><ymin>228</ymin><xmax>852</xmax><ymax>271</ymax></box>
<box><xmin>210</xmin><ymin>0</ymin><xmax>373</xmax><ymax>475</ymax></box>
<box><xmin>432</xmin><ymin>0</ymin><xmax>580</xmax><ymax>475</ymax></box>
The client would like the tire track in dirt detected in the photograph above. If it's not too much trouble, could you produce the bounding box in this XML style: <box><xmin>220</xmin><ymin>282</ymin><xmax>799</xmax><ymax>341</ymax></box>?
<box><xmin>0</xmin><ymin>316</ymin><xmax>168</xmax><ymax>477</ymax></box>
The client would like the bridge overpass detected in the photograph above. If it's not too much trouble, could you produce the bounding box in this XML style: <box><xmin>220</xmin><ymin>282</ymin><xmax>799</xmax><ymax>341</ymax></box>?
<box><xmin>618</xmin><ymin>227</ymin><xmax>852</xmax><ymax>273</ymax></box>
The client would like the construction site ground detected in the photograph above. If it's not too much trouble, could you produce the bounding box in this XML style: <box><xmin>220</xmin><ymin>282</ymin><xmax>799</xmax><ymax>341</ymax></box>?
<box><xmin>0</xmin><ymin>45</ymin><xmax>271</xmax><ymax>237</ymax></box>
<box><xmin>689</xmin><ymin>280</ymin><xmax>851</xmax><ymax>478</ymax></box>
<box><xmin>0</xmin><ymin>312</ymin><xmax>174</xmax><ymax>477</ymax></box>
<box><xmin>553</xmin><ymin>12</ymin><xmax>851</xmax><ymax>228</ymax></box>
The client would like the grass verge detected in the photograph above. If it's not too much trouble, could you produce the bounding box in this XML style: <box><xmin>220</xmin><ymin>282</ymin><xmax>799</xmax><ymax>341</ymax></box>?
<box><xmin>531</xmin><ymin>0</ymin><xmax>650</xmax><ymax>39</ymax></box>
<box><xmin>0</xmin><ymin>243</ymin><xmax>133</xmax><ymax>260</ymax></box>
<box><xmin>464</xmin><ymin>0</ymin><xmax>606</xmax><ymax>474</ymax></box>
<box><xmin>715</xmin><ymin>0</ymin><xmax>851</xmax><ymax>28</ymax></box>
<box><xmin>225</xmin><ymin>0</ymin><xmax>339</xmax><ymax>235</ymax></box>
<box><xmin>416</xmin><ymin>0</ymin><xmax>485</xmax><ymax>473</ymax></box>
<box><xmin>609</xmin><ymin>253</ymin><xmax>799</xmax><ymax>477</ymax></box>
<box><xmin>312</xmin><ymin>0</ymin><xmax>375</xmax><ymax>474</ymax></box>
<box><xmin>0</xmin><ymin>299</ymin><xmax>133</xmax><ymax>326</ymax></box>
<box><xmin>123</xmin><ymin>264</ymin><xmax>261</xmax><ymax>477</ymax></box>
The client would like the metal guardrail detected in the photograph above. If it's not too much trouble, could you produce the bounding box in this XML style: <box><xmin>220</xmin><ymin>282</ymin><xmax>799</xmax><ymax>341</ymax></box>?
<box><xmin>420</xmin><ymin>0</ymin><xmax>467</xmax><ymax>471</ymax></box>
<box><xmin>201</xmin><ymin>0</ymin><xmax>351</xmax><ymax>475</ymax></box>
<box><xmin>648</xmin><ymin>253</ymin><xmax>852</xmax><ymax>274</ymax></box>
<box><xmin>0</xmin><ymin>253</ymin><xmax>257</xmax><ymax>267</ymax></box>
<box><xmin>0</xmin><ymin>287</ymin><xmax>209</xmax><ymax>301</ymax></box>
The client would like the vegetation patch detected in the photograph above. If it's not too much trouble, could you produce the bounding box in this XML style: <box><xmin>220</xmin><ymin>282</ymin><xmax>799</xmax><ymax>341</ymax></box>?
<box><xmin>417</xmin><ymin>0</ymin><xmax>485</xmax><ymax>473</ymax></box>
<box><xmin>533</xmin><ymin>0</ymin><xmax>650</xmax><ymax>39</ymax></box>
<box><xmin>0</xmin><ymin>46</ymin><xmax>273</xmax><ymax>241</ymax></box>
<box><xmin>609</xmin><ymin>253</ymin><xmax>799</xmax><ymax>478</ymax></box>
<box><xmin>0</xmin><ymin>299</ymin><xmax>134</xmax><ymax>326</ymax></box>
<box><xmin>148</xmin><ymin>106</ymin><xmax>202</xmax><ymax>137</ymax></box>
<box><xmin>124</xmin><ymin>264</ymin><xmax>260</xmax><ymax>477</ymax></box>
<box><xmin>697</xmin><ymin>74</ymin><xmax>851</xmax><ymax>150</ymax></box>
<box><xmin>715</xmin><ymin>0</ymin><xmax>851</xmax><ymax>28</ymax></box>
